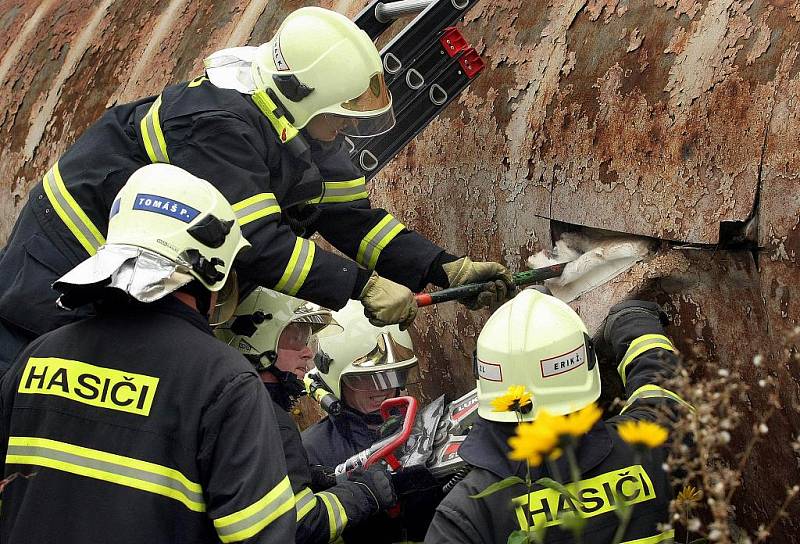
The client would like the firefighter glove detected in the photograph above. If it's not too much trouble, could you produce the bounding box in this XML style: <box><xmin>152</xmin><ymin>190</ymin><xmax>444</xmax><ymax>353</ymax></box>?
<box><xmin>442</xmin><ymin>257</ymin><xmax>514</xmax><ymax>310</ymax></box>
<box><xmin>359</xmin><ymin>272</ymin><xmax>417</xmax><ymax>330</ymax></box>
<box><xmin>348</xmin><ymin>465</ymin><xmax>397</xmax><ymax>513</ymax></box>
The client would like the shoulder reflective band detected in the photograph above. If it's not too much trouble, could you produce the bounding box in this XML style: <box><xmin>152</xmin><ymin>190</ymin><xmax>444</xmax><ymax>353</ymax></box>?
<box><xmin>356</xmin><ymin>214</ymin><xmax>405</xmax><ymax>270</ymax></box>
<box><xmin>275</xmin><ymin>238</ymin><xmax>315</xmax><ymax>296</ymax></box>
<box><xmin>42</xmin><ymin>162</ymin><xmax>106</xmax><ymax>255</ymax></box>
<box><xmin>317</xmin><ymin>491</ymin><xmax>348</xmax><ymax>541</ymax></box>
<box><xmin>295</xmin><ymin>487</ymin><xmax>317</xmax><ymax>521</ymax></box>
<box><xmin>140</xmin><ymin>94</ymin><xmax>170</xmax><ymax>164</ymax></box>
<box><xmin>187</xmin><ymin>75</ymin><xmax>209</xmax><ymax>88</ymax></box>
<box><xmin>618</xmin><ymin>334</ymin><xmax>676</xmax><ymax>386</ymax></box>
<box><xmin>251</xmin><ymin>89</ymin><xmax>299</xmax><ymax>144</ymax></box>
<box><xmin>512</xmin><ymin>464</ymin><xmax>656</xmax><ymax>531</ymax></box>
<box><xmin>620</xmin><ymin>384</ymin><xmax>695</xmax><ymax>414</ymax></box>
<box><xmin>232</xmin><ymin>193</ymin><xmax>281</xmax><ymax>226</ymax></box>
<box><xmin>213</xmin><ymin>475</ymin><xmax>294</xmax><ymax>543</ymax></box>
<box><xmin>621</xmin><ymin>529</ymin><xmax>675</xmax><ymax>544</ymax></box>
<box><xmin>308</xmin><ymin>178</ymin><xmax>369</xmax><ymax>205</ymax></box>
<box><xmin>6</xmin><ymin>436</ymin><xmax>204</xmax><ymax>512</ymax></box>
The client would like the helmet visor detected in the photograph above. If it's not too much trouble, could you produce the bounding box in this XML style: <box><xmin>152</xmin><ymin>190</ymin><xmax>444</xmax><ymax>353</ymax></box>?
<box><xmin>342</xmin><ymin>365</ymin><xmax>420</xmax><ymax>392</ymax></box>
<box><xmin>318</xmin><ymin>108</ymin><xmax>395</xmax><ymax>138</ymax></box>
<box><xmin>341</xmin><ymin>73</ymin><xmax>391</xmax><ymax>113</ymax></box>
<box><xmin>335</xmin><ymin>72</ymin><xmax>395</xmax><ymax>138</ymax></box>
<box><xmin>209</xmin><ymin>271</ymin><xmax>239</xmax><ymax>327</ymax></box>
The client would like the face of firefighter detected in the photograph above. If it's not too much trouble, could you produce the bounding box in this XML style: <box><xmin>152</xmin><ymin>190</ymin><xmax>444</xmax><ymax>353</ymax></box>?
<box><xmin>306</xmin><ymin>114</ymin><xmax>357</xmax><ymax>142</ymax></box>
<box><xmin>341</xmin><ymin>382</ymin><xmax>398</xmax><ymax>415</ymax></box>
<box><xmin>274</xmin><ymin>322</ymin><xmax>316</xmax><ymax>379</ymax></box>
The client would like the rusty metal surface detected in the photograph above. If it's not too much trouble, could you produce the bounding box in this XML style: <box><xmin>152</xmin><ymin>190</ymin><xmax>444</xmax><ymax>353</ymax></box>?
<box><xmin>2</xmin><ymin>0</ymin><xmax>800</xmax><ymax>538</ymax></box>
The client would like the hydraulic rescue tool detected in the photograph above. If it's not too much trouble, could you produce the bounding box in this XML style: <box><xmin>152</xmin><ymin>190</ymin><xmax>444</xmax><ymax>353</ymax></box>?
<box><xmin>414</xmin><ymin>262</ymin><xmax>569</xmax><ymax>307</ymax></box>
<box><xmin>349</xmin><ymin>0</ymin><xmax>484</xmax><ymax>179</ymax></box>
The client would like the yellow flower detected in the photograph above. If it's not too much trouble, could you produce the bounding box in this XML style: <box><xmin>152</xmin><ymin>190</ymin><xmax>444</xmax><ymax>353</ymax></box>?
<box><xmin>561</xmin><ymin>403</ymin><xmax>603</xmax><ymax>437</ymax></box>
<box><xmin>676</xmin><ymin>485</ymin><xmax>702</xmax><ymax>510</ymax></box>
<box><xmin>617</xmin><ymin>420</ymin><xmax>668</xmax><ymax>448</ymax></box>
<box><xmin>491</xmin><ymin>385</ymin><xmax>533</xmax><ymax>413</ymax></box>
<box><xmin>508</xmin><ymin>421</ymin><xmax>561</xmax><ymax>466</ymax></box>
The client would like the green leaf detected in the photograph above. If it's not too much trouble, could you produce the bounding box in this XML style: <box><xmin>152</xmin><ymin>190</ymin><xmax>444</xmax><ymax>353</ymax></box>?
<box><xmin>507</xmin><ymin>530</ymin><xmax>530</xmax><ymax>544</ymax></box>
<box><xmin>470</xmin><ymin>476</ymin><xmax>526</xmax><ymax>499</ymax></box>
<box><xmin>535</xmin><ymin>477</ymin><xmax>580</xmax><ymax>503</ymax></box>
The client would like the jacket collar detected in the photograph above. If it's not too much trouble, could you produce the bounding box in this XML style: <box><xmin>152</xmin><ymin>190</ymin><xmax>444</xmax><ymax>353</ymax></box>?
<box><xmin>460</xmin><ymin>417</ymin><xmax>613</xmax><ymax>482</ymax></box>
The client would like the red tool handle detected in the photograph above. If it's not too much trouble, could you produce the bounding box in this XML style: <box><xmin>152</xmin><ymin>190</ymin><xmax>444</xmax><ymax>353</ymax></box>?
<box><xmin>365</xmin><ymin>396</ymin><xmax>418</xmax><ymax>471</ymax></box>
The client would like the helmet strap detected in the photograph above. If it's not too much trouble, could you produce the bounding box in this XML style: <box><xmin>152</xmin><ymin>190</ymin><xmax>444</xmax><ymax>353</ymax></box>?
<box><xmin>179</xmin><ymin>280</ymin><xmax>212</xmax><ymax>318</ymax></box>
<box><xmin>263</xmin><ymin>367</ymin><xmax>306</xmax><ymax>410</ymax></box>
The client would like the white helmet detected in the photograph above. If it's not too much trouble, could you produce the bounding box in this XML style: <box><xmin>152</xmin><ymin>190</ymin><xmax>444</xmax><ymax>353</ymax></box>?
<box><xmin>55</xmin><ymin>164</ymin><xmax>249</xmax><ymax>323</ymax></box>
<box><xmin>476</xmin><ymin>288</ymin><xmax>600</xmax><ymax>423</ymax></box>
<box><xmin>216</xmin><ymin>287</ymin><xmax>339</xmax><ymax>372</ymax></box>
<box><xmin>251</xmin><ymin>7</ymin><xmax>394</xmax><ymax>136</ymax></box>
<box><xmin>312</xmin><ymin>300</ymin><xmax>419</xmax><ymax>400</ymax></box>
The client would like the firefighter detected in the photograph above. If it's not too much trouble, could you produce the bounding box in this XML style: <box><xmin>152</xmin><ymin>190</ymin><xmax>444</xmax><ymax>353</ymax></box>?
<box><xmin>0</xmin><ymin>6</ymin><xmax>512</xmax><ymax>371</ymax></box>
<box><xmin>216</xmin><ymin>287</ymin><xmax>397</xmax><ymax>544</ymax></box>
<box><xmin>301</xmin><ymin>299</ymin><xmax>422</xmax><ymax>467</ymax></box>
<box><xmin>0</xmin><ymin>164</ymin><xmax>297</xmax><ymax>543</ymax></box>
<box><xmin>301</xmin><ymin>299</ymin><xmax>442</xmax><ymax>544</ymax></box>
<box><xmin>425</xmin><ymin>289</ymin><xmax>693</xmax><ymax>543</ymax></box>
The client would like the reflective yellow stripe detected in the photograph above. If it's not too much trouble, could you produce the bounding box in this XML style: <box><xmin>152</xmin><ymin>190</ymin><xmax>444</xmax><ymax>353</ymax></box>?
<box><xmin>232</xmin><ymin>193</ymin><xmax>281</xmax><ymax>226</ymax></box>
<box><xmin>618</xmin><ymin>334</ymin><xmax>676</xmax><ymax>385</ymax></box>
<box><xmin>274</xmin><ymin>238</ymin><xmax>315</xmax><ymax>296</ymax></box>
<box><xmin>42</xmin><ymin>162</ymin><xmax>106</xmax><ymax>255</ymax></box>
<box><xmin>213</xmin><ymin>475</ymin><xmax>294</xmax><ymax>542</ymax></box>
<box><xmin>512</xmin><ymin>464</ymin><xmax>655</xmax><ymax>531</ymax></box>
<box><xmin>251</xmin><ymin>90</ymin><xmax>299</xmax><ymax>144</ymax></box>
<box><xmin>317</xmin><ymin>491</ymin><xmax>348</xmax><ymax>541</ymax></box>
<box><xmin>187</xmin><ymin>75</ymin><xmax>208</xmax><ymax>88</ymax></box>
<box><xmin>140</xmin><ymin>94</ymin><xmax>170</xmax><ymax>163</ymax></box>
<box><xmin>356</xmin><ymin>214</ymin><xmax>405</xmax><ymax>270</ymax></box>
<box><xmin>620</xmin><ymin>384</ymin><xmax>695</xmax><ymax>414</ymax></box>
<box><xmin>621</xmin><ymin>529</ymin><xmax>675</xmax><ymax>544</ymax></box>
<box><xmin>295</xmin><ymin>487</ymin><xmax>317</xmax><ymax>521</ymax></box>
<box><xmin>6</xmin><ymin>436</ymin><xmax>204</xmax><ymax>512</ymax></box>
<box><xmin>309</xmin><ymin>178</ymin><xmax>369</xmax><ymax>204</ymax></box>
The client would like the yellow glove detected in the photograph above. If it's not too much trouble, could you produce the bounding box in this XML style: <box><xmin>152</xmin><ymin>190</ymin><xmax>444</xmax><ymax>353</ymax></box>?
<box><xmin>359</xmin><ymin>272</ymin><xmax>418</xmax><ymax>330</ymax></box>
<box><xmin>442</xmin><ymin>257</ymin><xmax>514</xmax><ymax>310</ymax></box>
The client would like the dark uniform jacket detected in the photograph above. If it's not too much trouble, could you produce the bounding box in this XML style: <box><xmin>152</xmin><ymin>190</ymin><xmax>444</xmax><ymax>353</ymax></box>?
<box><xmin>425</xmin><ymin>307</ymin><xmax>691</xmax><ymax>544</ymax></box>
<box><xmin>302</xmin><ymin>408</ymin><xmax>379</xmax><ymax>469</ymax></box>
<box><xmin>265</xmin><ymin>385</ymin><xmax>381</xmax><ymax>544</ymax></box>
<box><xmin>0</xmin><ymin>78</ymin><xmax>447</xmax><ymax>341</ymax></box>
<box><xmin>0</xmin><ymin>298</ymin><xmax>295</xmax><ymax>544</ymax></box>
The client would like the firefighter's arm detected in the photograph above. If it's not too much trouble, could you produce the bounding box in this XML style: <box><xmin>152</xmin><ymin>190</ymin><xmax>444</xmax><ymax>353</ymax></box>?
<box><xmin>315</xmin><ymin>199</ymin><xmax>451</xmax><ymax>292</ymax></box>
<box><xmin>603</xmin><ymin>300</ymin><xmax>694</xmax><ymax>426</ymax></box>
<box><xmin>424</xmin><ymin>487</ymin><xmax>484</xmax><ymax>544</ymax></box>
<box><xmin>198</xmin><ymin>371</ymin><xmax>296</xmax><ymax>544</ymax></box>
<box><xmin>166</xmin><ymin>113</ymin><xmax>358</xmax><ymax>310</ymax></box>
<box><xmin>295</xmin><ymin>468</ymin><xmax>394</xmax><ymax>544</ymax></box>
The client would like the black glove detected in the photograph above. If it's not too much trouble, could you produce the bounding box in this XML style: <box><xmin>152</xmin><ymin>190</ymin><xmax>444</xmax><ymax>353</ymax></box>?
<box><xmin>309</xmin><ymin>464</ymin><xmax>336</xmax><ymax>492</ymax></box>
<box><xmin>604</xmin><ymin>300</ymin><xmax>669</xmax><ymax>359</ymax></box>
<box><xmin>348</xmin><ymin>465</ymin><xmax>397</xmax><ymax>512</ymax></box>
<box><xmin>392</xmin><ymin>466</ymin><xmax>445</xmax><ymax>541</ymax></box>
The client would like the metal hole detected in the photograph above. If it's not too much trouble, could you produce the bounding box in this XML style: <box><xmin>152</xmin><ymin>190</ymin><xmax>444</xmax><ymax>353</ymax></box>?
<box><xmin>451</xmin><ymin>0</ymin><xmax>469</xmax><ymax>9</ymax></box>
<box><xmin>344</xmin><ymin>136</ymin><xmax>355</xmax><ymax>154</ymax></box>
<box><xmin>405</xmin><ymin>69</ymin><xmax>424</xmax><ymax>90</ymax></box>
<box><xmin>360</xmin><ymin>150</ymin><xmax>379</xmax><ymax>171</ymax></box>
<box><xmin>429</xmin><ymin>84</ymin><xmax>448</xmax><ymax>106</ymax></box>
<box><xmin>384</xmin><ymin>53</ymin><xmax>402</xmax><ymax>74</ymax></box>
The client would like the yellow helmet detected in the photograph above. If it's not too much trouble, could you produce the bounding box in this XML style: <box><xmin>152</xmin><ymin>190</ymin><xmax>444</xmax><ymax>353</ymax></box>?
<box><xmin>476</xmin><ymin>289</ymin><xmax>600</xmax><ymax>423</ymax></box>
<box><xmin>252</xmin><ymin>7</ymin><xmax>394</xmax><ymax>136</ymax></box>
<box><xmin>216</xmin><ymin>287</ymin><xmax>339</xmax><ymax>372</ymax></box>
<box><xmin>55</xmin><ymin>164</ymin><xmax>249</xmax><ymax>321</ymax></box>
<box><xmin>312</xmin><ymin>300</ymin><xmax>419</xmax><ymax>400</ymax></box>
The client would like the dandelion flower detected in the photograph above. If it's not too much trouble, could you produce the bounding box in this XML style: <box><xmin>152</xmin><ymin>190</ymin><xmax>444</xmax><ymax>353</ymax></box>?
<box><xmin>617</xmin><ymin>420</ymin><xmax>668</xmax><ymax>448</ymax></box>
<box><xmin>676</xmin><ymin>485</ymin><xmax>702</xmax><ymax>510</ymax></box>
<box><xmin>508</xmin><ymin>421</ymin><xmax>561</xmax><ymax>466</ymax></box>
<box><xmin>491</xmin><ymin>385</ymin><xmax>533</xmax><ymax>413</ymax></box>
<box><xmin>561</xmin><ymin>403</ymin><xmax>602</xmax><ymax>437</ymax></box>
